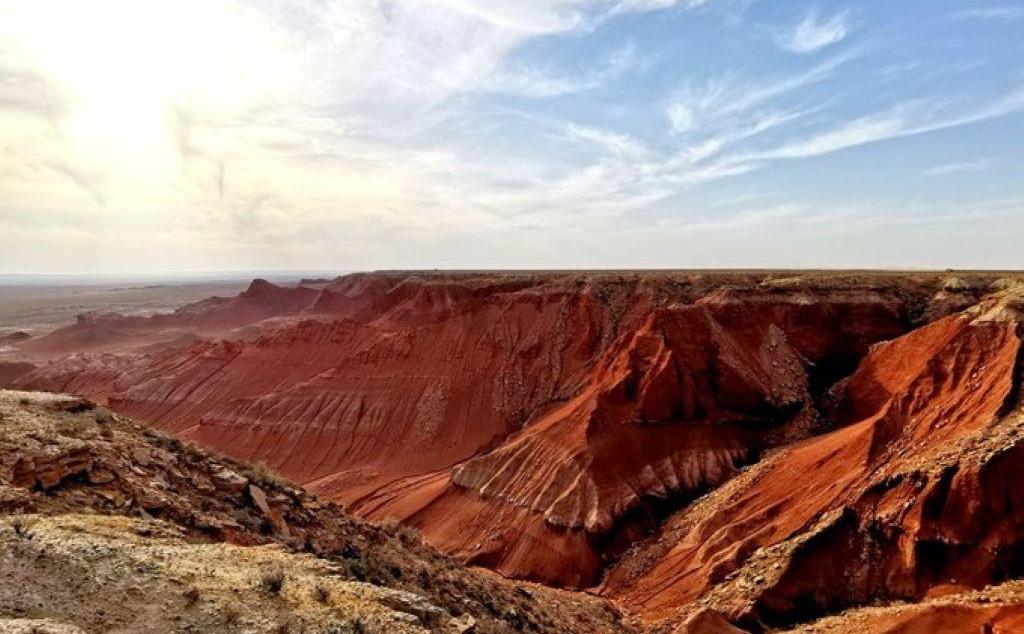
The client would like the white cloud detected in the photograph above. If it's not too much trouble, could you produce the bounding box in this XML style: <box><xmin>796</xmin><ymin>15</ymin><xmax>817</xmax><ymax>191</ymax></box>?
<box><xmin>950</xmin><ymin>6</ymin><xmax>1024</xmax><ymax>20</ymax></box>
<box><xmin>922</xmin><ymin>159</ymin><xmax>991</xmax><ymax>176</ymax></box>
<box><xmin>779</xmin><ymin>9</ymin><xmax>850</xmax><ymax>54</ymax></box>
<box><xmin>666</xmin><ymin>102</ymin><xmax>696</xmax><ymax>132</ymax></box>
<box><xmin>663</xmin><ymin>51</ymin><xmax>852</xmax><ymax>135</ymax></box>
<box><xmin>565</xmin><ymin>123</ymin><xmax>649</xmax><ymax>158</ymax></box>
<box><xmin>0</xmin><ymin>0</ymin><xmax>712</xmax><ymax>273</ymax></box>
<box><xmin>0</xmin><ymin>0</ymin><xmax>1020</xmax><ymax>273</ymax></box>
<box><xmin>484</xmin><ymin>42</ymin><xmax>643</xmax><ymax>97</ymax></box>
<box><xmin>736</xmin><ymin>84</ymin><xmax>1024</xmax><ymax>162</ymax></box>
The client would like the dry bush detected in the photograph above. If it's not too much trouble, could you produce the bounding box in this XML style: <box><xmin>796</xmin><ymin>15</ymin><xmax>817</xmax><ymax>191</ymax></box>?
<box><xmin>181</xmin><ymin>441</ymin><xmax>208</xmax><ymax>461</ymax></box>
<box><xmin>323</xmin><ymin>619</ymin><xmax>369</xmax><ymax>634</ymax></box>
<box><xmin>313</xmin><ymin>581</ymin><xmax>330</xmax><ymax>603</ymax></box>
<box><xmin>247</xmin><ymin>460</ymin><xmax>295</xmax><ymax>489</ymax></box>
<box><xmin>222</xmin><ymin>603</ymin><xmax>241</xmax><ymax>625</ymax></box>
<box><xmin>183</xmin><ymin>586</ymin><xmax>201</xmax><ymax>607</ymax></box>
<box><xmin>55</xmin><ymin>417</ymin><xmax>91</xmax><ymax>438</ymax></box>
<box><xmin>260</xmin><ymin>562</ymin><xmax>286</xmax><ymax>594</ymax></box>
<box><xmin>11</xmin><ymin>515</ymin><xmax>36</xmax><ymax>539</ymax></box>
<box><xmin>394</xmin><ymin>523</ymin><xmax>422</xmax><ymax>547</ymax></box>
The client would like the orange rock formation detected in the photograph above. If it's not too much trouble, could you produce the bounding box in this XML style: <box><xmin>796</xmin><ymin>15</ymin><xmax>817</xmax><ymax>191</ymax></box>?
<box><xmin>5</xmin><ymin>271</ymin><xmax>1024</xmax><ymax>632</ymax></box>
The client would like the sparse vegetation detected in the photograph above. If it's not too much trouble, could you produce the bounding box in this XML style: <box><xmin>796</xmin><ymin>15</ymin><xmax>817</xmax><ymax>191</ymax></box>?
<box><xmin>183</xmin><ymin>586</ymin><xmax>201</xmax><ymax>607</ymax></box>
<box><xmin>395</xmin><ymin>523</ymin><xmax>423</xmax><ymax>547</ymax></box>
<box><xmin>322</xmin><ymin>620</ymin><xmax>356</xmax><ymax>634</ymax></box>
<box><xmin>313</xmin><ymin>581</ymin><xmax>330</xmax><ymax>603</ymax></box>
<box><xmin>247</xmin><ymin>460</ymin><xmax>295</xmax><ymax>489</ymax></box>
<box><xmin>222</xmin><ymin>603</ymin><xmax>241</xmax><ymax>625</ymax></box>
<box><xmin>11</xmin><ymin>514</ymin><xmax>35</xmax><ymax>538</ymax></box>
<box><xmin>0</xmin><ymin>390</ymin><xmax>631</xmax><ymax>634</ymax></box>
<box><xmin>260</xmin><ymin>562</ymin><xmax>286</xmax><ymax>594</ymax></box>
<box><xmin>181</xmin><ymin>440</ymin><xmax>208</xmax><ymax>461</ymax></box>
<box><xmin>55</xmin><ymin>416</ymin><xmax>90</xmax><ymax>438</ymax></box>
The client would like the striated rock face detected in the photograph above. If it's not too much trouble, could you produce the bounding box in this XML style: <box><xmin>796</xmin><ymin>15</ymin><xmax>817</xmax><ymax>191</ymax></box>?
<box><xmin>602</xmin><ymin>303</ymin><xmax>1024</xmax><ymax>631</ymax></box>
<box><xmin>772</xmin><ymin>580</ymin><xmax>1024</xmax><ymax>634</ymax></box>
<box><xmin>361</xmin><ymin>289</ymin><xmax>907</xmax><ymax>587</ymax></box>
<box><xmin>0</xmin><ymin>390</ymin><xmax>632</xmax><ymax>634</ymax></box>
<box><xmin>8</xmin><ymin>271</ymin><xmax>1024</xmax><ymax>633</ymax></box>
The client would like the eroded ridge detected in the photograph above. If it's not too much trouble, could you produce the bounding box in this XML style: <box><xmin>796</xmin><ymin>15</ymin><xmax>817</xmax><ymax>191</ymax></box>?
<box><xmin>5</xmin><ymin>272</ymin><xmax>1024</xmax><ymax>633</ymax></box>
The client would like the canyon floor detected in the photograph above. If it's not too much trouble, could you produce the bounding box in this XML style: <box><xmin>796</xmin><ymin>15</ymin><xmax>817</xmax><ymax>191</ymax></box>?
<box><xmin>3</xmin><ymin>270</ymin><xmax>1024</xmax><ymax>633</ymax></box>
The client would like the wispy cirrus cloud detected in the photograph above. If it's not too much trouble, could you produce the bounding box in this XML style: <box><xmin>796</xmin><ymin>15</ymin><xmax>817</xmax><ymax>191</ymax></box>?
<box><xmin>564</xmin><ymin>123</ymin><xmax>650</xmax><ymax>158</ymax></box>
<box><xmin>664</xmin><ymin>50</ymin><xmax>853</xmax><ymax>133</ymax></box>
<box><xmin>742</xmin><ymin>84</ymin><xmax>1024</xmax><ymax>161</ymax></box>
<box><xmin>1</xmin><ymin>0</ymin><xmax>1022</xmax><ymax>272</ymax></box>
<box><xmin>483</xmin><ymin>42</ymin><xmax>644</xmax><ymax>97</ymax></box>
<box><xmin>950</xmin><ymin>6</ymin><xmax>1024</xmax><ymax>20</ymax></box>
<box><xmin>778</xmin><ymin>8</ymin><xmax>850</xmax><ymax>54</ymax></box>
<box><xmin>922</xmin><ymin>159</ymin><xmax>992</xmax><ymax>177</ymax></box>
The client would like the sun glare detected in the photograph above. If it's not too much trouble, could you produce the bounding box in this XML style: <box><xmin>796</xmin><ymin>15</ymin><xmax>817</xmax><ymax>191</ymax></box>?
<box><xmin>1</xmin><ymin>0</ymin><xmax>297</xmax><ymax>170</ymax></box>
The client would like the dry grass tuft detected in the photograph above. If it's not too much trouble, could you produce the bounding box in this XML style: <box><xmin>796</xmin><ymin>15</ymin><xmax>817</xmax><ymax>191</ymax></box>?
<box><xmin>183</xmin><ymin>586</ymin><xmax>201</xmax><ymax>607</ymax></box>
<box><xmin>260</xmin><ymin>562</ymin><xmax>286</xmax><ymax>594</ymax></box>
<box><xmin>11</xmin><ymin>514</ymin><xmax>36</xmax><ymax>539</ymax></box>
<box><xmin>313</xmin><ymin>581</ymin><xmax>330</xmax><ymax>603</ymax></box>
<box><xmin>247</xmin><ymin>460</ymin><xmax>295</xmax><ymax>489</ymax></box>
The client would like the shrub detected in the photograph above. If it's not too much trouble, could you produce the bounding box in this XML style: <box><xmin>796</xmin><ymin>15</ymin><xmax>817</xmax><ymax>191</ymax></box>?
<box><xmin>11</xmin><ymin>515</ymin><xmax>35</xmax><ymax>539</ymax></box>
<box><xmin>247</xmin><ymin>461</ymin><xmax>295</xmax><ymax>489</ymax></box>
<box><xmin>396</xmin><ymin>523</ymin><xmax>423</xmax><ymax>547</ymax></box>
<box><xmin>183</xmin><ymin>586</ymin><xmax>201</xmax><ymax>607</ymax></box>
<box><xmin>55</xmin><ymin>418</ymin><xmax>90</xmax><ymax>438</ymax></box>
<box><xmin>222</xmin><ymin>603</ymin><xmax>241</xmax><ymax>624</ymax></box>
<box><xmin>259</xmin><ymin>563</ymin><xmax>286</xmax><ymax>594</ymax></box>
<box><xmin>313</xmin><ymin>582</ymin><xmax>330</xmax><ymax>603</ymax></box>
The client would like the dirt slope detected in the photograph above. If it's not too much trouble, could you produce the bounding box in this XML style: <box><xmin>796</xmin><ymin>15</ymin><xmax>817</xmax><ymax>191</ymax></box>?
<box><xmin>7</xmin><ymin>274</ymin><xmax>917</xmax><ymax>588</ymax></box>
<box><xmin>0</xmin><ymin>390</ymin><xmax>630</xmax><ymax>634</ymax></box>
<box><xmin>6</xmin><ymin>272</ymin><xmax>1024</xmax><ymax>633</ymax></box>
<box><xmin>603</xmin><ymin>291</ymin><xmax>1024</xmax><ymax>631</ymax></box>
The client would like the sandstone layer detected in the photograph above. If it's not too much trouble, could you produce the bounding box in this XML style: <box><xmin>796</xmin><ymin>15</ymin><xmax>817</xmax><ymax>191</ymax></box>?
<box><xmin>4</xmin><ymin>271</ymin><xmax>1024</xmax><ymax>633</ymax></box>
<box><xmin>0</xmin><ymin>390</ymin><xmax>630</xmax><ymax>634</ymax></box>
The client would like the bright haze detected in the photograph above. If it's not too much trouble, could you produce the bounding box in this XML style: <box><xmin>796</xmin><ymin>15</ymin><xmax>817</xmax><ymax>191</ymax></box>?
<box><xmin>1</xmin><ymin>0</ymin><xmax>1022</xmax><ymax>273</ymax></box>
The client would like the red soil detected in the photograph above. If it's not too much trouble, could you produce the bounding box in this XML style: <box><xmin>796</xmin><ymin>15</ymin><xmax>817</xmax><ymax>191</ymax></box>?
<box><xmin>604</xmin><ymin>307</ymin><xmax>1024</xmax><ymax>630</ymax></box>
<box><xmin>359</xmin><ymin>289</ymin><xmax>906</xmax><ymax>587</ymax></box>
<box><xmin>6</xmin><ymin>271</ymin><xmax>1024</xmax><ymax>632</ymax></box>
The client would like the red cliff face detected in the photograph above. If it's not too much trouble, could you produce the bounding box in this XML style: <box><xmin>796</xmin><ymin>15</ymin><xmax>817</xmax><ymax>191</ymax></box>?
<box><xmin>6</xmin><ymin>272</ymin><xmax>1024</xmax><ymax>632</ymax></box>
<box><xmin>604</xmin><ymin>300</ymin><xmax>1024</xmax><ymax>631</ymax></box>
<box><xmin>357</xmin><ymin>288</ymin><xmax>908</xmax><ymax>588</ymax></box>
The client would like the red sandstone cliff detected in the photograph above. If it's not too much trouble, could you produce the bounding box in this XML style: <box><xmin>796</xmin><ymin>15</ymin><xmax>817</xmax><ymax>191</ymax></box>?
<box><xmin>6</xmin><ymin>271</ymin><xmax>1024</xmax><ymax>633</ymax></box>
<box><xmin>604</xmin><ymin>292</ymin><xmax>1024</xmax><ymax>631</ymax></box>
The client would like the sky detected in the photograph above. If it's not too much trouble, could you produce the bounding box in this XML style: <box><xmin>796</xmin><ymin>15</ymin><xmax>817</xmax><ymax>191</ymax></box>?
<box><xmin>1</xmin><ymin>0</ymin><xmax>1023</xmax><ymax>273</ymax></box>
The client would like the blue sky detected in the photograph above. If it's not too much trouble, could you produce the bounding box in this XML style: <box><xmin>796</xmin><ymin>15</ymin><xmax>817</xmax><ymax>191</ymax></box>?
<box><xmin>1</xmin><ymin>0</ymin><xmax>1022</xmax><ymax>272</ymax></box>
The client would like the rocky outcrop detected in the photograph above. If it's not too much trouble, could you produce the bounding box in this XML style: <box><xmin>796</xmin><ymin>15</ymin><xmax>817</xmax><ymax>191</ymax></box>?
<box><xmin>602</xmin><ymin>303</ymin><xmax>1024</xmax><ymax>631</ymax></box>
<box><xmin>0</xmin><ymin>331</ymin><xmax>31</xmax><ymax>345</ymax></box>
<box><xmin>8</xmin><ymin>272</ymin><xmax>1024</xmax><ymax>633</ymax></box>
<box><xmin>360</xmin><ymin>289</ymin><xmax>906</xmax><ymax>587</ymax></box>
<box><xmin>0</xmin><ymin>390</ymin><xmax>631</xmax><ymax>634</ymax></box>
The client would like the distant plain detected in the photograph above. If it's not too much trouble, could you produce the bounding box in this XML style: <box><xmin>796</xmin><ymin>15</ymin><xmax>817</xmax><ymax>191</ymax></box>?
<box><xmin>0</xmin><ymin>280</ymin><xmax>251</xmax><ymax>338</ymax></box>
